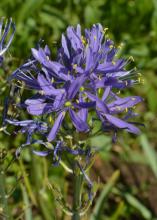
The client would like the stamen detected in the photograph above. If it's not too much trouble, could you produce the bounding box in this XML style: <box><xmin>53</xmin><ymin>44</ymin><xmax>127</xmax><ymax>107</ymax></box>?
<box><xmin>81</xmin><ymin>36</ymin><xmax>86</xmax><ymax>45</ymax></box>
<box><xmin>49</xmin><ymin>116</ymin><xmax>53</xmax><ymax>123</ymax></box>
<box><xmin>80</xmin><ymin>87</ymin><xmax>84</xmax><ymax>92</ymax></box>
<box><xmin>103</xmin><ymin>27</ymin><xmax>109</xmax><ymax>33</ymax></box>
<box><xmin>118</xmin><ymin>43</ymin><xmax>124</xmax><ymax>49</ymax></box>
<box><xmin>65</xmin><ymin>101</ymin><xmax>71</xmax><ymax>107</ymax></box>
<box><xmin>129</xmin><ymin>56</ymin><xmax>134</xmax><ymax>62</ymax></box>
<box><xmin>73</xmin><ymin>64</ymin><xmax>77</xmax><ymax>69</ymax></box>
<box><xmin>112</xmin><ymin>61</ymin><xmax>116</xmax><ymax>65</ymax></box>
<box><xmin>137</xmin><ymin>72</ymin><xmax>142</xmax><ymax>76</ymax></box>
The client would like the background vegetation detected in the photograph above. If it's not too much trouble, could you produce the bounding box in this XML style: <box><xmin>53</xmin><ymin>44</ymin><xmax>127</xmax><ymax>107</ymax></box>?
<box><xmin>0</xmin><ymin>0</ymin><xmax>157</xmax><ymax>219</ymax></box>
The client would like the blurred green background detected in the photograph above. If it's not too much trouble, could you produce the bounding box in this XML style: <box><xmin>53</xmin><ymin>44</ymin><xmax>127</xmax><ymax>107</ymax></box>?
<box><xmin>0</xmin><ymin>0</ymin><xmax>157</xmax><ymax>219</ymax></box>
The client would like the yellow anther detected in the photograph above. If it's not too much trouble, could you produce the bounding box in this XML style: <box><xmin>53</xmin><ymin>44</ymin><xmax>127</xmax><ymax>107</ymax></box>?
<box><xmin>80</xmin><ymin>86</ymin><xmax>84</xmax><ymax>92</ymax></box>
<box><xmin>65</xmin><ymin>101</ymin><xmax>71</xmax><ymax>107</ymax></box>
<box><xmin>65</xmin><ymin>135</ymin><xmax>73</xmax><ymax>139</ymax></box>
<box><xmin>125</xmin><ymin>108</ymin><xmax>128</xmax><ymax>112</ymax></box>
<box><xmin>112</xmin><ymin>61</ymin><xmax>116</xmax><ymax>65</ymax></box>
<box><xmin>137</xmin><ymin>72</ymin><xmax>142</xmax><ymax>76</ymax></box>
<box><xmin>17</xmin><ymin>80</ymin><xmax>21</xmax><ymax>84</ymax></box>
<box><xmin>116</xmin><ymin>90</ymin><xmax>121</xmax><ymax>95</ymax></box>
<box><xmin>81</xmin><ymin>36</ymin><xmax>86</xmax><ymax>45</ymax></box>
<box><xmin>73</xmin><ymin>64</ymin><xmax>77</xmax><ymax>69</ymax></box>
<box><xmin>94</xmin><ymin>35</ymin><xmax>97</xmax><ymax>40</ymax></box>
<box><xmin>141</xmin><ymin>79</ymin><xmax>145</xmax><ymax>84</ymax></box>
<box><xmin>138</xmin><ymin>77</ymin><xmax>141</xmax><ymax>83</ymax></box>
<box><xmin>129</xmin><ymin>56</ymin><xmax>134</xmax><ymax>62</ymax></box>
<box><xmin>118</xmin><ymin>43</ymin><xmax>124</xmax><ymax>49</ymax></box>
<box><xmin>103</xmin><ymin>27</ymin><xmax>109</xmax><ymax>33</ymax></box>
<box><xmin>98</xmin><ymin>88</ymin><xmax>101</xmax><ymax>95</ymax></box>
<box><xmin>109</xmin><ymin>45</ymin><xmax>113</xmax><ymax>49</ymax></box>
<box><xmin>49</xmin><ymin>116</ymin><xmax>53</xmax><ymax>123</ymax></box>
<box><xmin>51</xmin><ymin>77</ymin><xmax>54</xmax><ymax>83</ymax></box>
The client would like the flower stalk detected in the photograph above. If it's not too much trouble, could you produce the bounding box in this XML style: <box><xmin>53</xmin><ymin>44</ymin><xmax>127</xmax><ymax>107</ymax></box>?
<box><xmin>72</xmin><ymin>163</ymin><xmax>83</xmax><ymax>220</ymax></box>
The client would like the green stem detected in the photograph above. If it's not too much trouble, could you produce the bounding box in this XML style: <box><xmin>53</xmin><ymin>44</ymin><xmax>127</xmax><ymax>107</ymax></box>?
<box><xmin>72</xmin><ymin>165</ymin><xmax>83</xmax><ymax>220</ymax></box>
<box><xmin>0</xmin><ymin>169</ymin><xmax>10</xmax><ymax>220</ymax></box>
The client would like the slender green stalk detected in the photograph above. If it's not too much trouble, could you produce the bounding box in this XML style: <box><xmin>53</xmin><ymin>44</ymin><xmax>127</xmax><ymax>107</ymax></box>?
<box><xmin>72</xmin><ymin>164</ymin><xmax>83</xmax><ymax>220</ymax></box>
<box><xmin>0</xmin><ymin>169</ymin><xmax>10</xmax><ymax>220</ymax></box>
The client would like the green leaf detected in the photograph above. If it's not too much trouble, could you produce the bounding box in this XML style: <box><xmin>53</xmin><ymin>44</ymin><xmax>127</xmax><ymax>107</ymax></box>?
<box><xmin>125</xmin><ymin>193</ymin><xmax>152</xmax><ymax>219</ymax></box>
<box><xmin>90</xmin><ymin>170</ymin><xmax>120</xmax><ymax>220</ymax></box>
<box><xmin>21</xmin><ymin>184</ymin><xmax>33</xmax><ymax>220</ymax></box>
<box><xmin>140</xmin><ymin>134</ymin><xmax>157</xmax><ymax>177</ymax></box>
<box><xmin>110</xmin><ymin>201</ymin><xmax>125</xmax><ymax>220</ymax></box>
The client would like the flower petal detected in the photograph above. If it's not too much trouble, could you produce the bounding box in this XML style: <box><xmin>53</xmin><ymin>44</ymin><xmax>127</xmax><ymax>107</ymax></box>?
<box><xmin>47</xmin><ymin>111</ymin><xmax>66</xmax><ymax>141</ymax></box>
<box><xmin>108</xmin><ymin>96</ymin><xmax>143</xmax><ymax>113</ymax></box>
<box><xmin>27</xmin><ymin>103</ymin><xmax>54</xmax><ymax>115</ymax></box>
<box><xmin>104</xmin><ymin>114</ymin><xmax>140</xmax><ymax>134</ymax></box>
<box><xmin>69</xmin><ymin>108</ymin><xmax>89</xmax><ymax>132</ymax></box>
<box><xmin>86</xmin><ymin>92</ymin><xmax>109</xmax><ymax>113</ymax></box>
<box><xmin>33</xmin><ymin>150</ymin><xmax>52</xmax><ymax>156</ymax></box>
<box><xmin>37</xmin><ymin>73</ymin><xmax>63</xmax><ymax>96</ymax></box>
<box><xmin>67</xmin><ymin>74</ymin><xmax>87</xmax><ymax>99</ymax></box>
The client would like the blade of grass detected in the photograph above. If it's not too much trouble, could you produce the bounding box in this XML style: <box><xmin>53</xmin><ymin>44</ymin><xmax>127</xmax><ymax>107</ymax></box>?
<box><xmin>19</xmin><ymin>159</ymin><xmax>37</xmax><ymax>205</ymax></box>
<box><xmin>21</xmin><ymin>184</ymin><xmax>32</xmax><ymax>220</ymax></box>
<box><xmin>139</xmin><ymin>134</ymin><xmax>157</xmax><ymax>177</ymax></box>
<box><xmin>110</xmin><ymin>201</ymin><xmax>125</xmax><ymax>220</ymax></box>
<box><xmin>90</xmin><ymin>170</ymin><xmax>120</xmax><ymax>220</ymax></box>
<box><xmin>31</xmin><ymin>153</ymin><xmax>55</xmax><ymax>220</ymax></box>
<box><xmin>125</xmin><ymin>193</ymin><xmax>152</xmax><ymax>220</ymax></box>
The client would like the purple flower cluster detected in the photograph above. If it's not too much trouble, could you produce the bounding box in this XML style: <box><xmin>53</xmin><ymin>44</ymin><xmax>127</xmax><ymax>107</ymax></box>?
<box><xmin>7</xmin><ymin>24</ymin><xmax>143</xmax><ymax>159</ymax></box>
<box><xmin>4</xmin><ymin>23</ymin><xmax>143</xmax><ymax>201</ymax></box>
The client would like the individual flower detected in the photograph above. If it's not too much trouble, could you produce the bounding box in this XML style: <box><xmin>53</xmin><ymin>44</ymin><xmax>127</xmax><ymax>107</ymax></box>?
<box><xmin>85</xmin><ymin>90</ymin><xmax>142</xmax><ymax>134</ymax></box>
<box><xmin>5</xmin><ymin>119</ymin><xmax>48</xmax><ymax>156</ymax></box>
<box><xmin>33</xmin><ymin>140</ymin><xmax>90</xmax><ymax>166</ymax></box>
